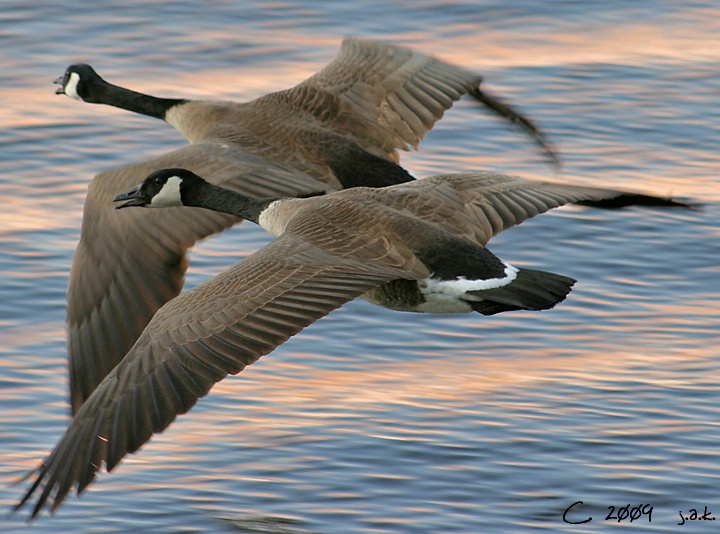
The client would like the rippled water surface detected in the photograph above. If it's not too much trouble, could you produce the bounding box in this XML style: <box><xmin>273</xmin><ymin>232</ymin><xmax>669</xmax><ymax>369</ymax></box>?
<box><xmin>1</xmin><ymin>1</ymin><xmax>719</xmax><ymax>532</ymax></box>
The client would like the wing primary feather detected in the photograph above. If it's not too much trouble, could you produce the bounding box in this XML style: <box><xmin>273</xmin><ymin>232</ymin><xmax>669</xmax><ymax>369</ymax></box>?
<box><xmin>165</xmin><ymin>355</ymin><xmax>213</xmax><ymax>399</ymax></box>
<box><xmin>147</xmin><ymin>370</ymin><xmax>171</xmax><ymax>432</ymax></box>
<box><xmin>502</xmin><ymin>189</ymin><xmax>536</xmax><ymax>221</ymax></box>
<box><xmin>215</xmin><ymin>326</ymin><xmax>275</xmax><ymax>362</ymax></box>
<box><xmin>158</xmin><ymin>360</ymin><xmax>185</xmax><ymax>410</ymax></box>
<box><xmin>404</xmin><ymin>78</ymin><xmax>451</xmax><ymax>111</ymax></box>
<box><xmin>394</xmin><ymin>87</ymin><xmax>438</xmax><ymax>129</ymax></box>
<box><xmin>131</xmin><ymin>382</ymin><xmax>154</xmax><ymax>450</ymax></box>
<box><xmin>52</xmin><ymin>425</ymin><xmax>91</xmax><ymax>508</ymax></box>
<box><xmin>511</xmin><ymin>187</ymin><xmax>557</xmax><ymax>214</ymax></box>
<box><xmin>387</xmin><ymin>94</ymin><xmax>426</xmax><ymax>139</ymax></box>
<box><xmin>78</xmin><ymin>415</ymin><xmax>107</xmax><ymax>492</ymax></box>
<box><xmin>13</xmin><ymin>465</ymin><xmax>47</xmax><ymax>515</ymax></box>
<box><xmin>42</xmin><ymin>424</ymin><xmax>83</xmax><ymax>513</ymax></box>
<box><xmin>414</xmin><ymin>71</ymin><xmax>464</xmax><ymax>100</ymax></box>
<box><xmin>176</xmin><ymin>341</ymin><xmax>235</xmax><ymax>379</ymax></box>
<box><xmin>107</xmin><ymin>398</ymin><xmax>127</xmax><ymax>471</ymax></box>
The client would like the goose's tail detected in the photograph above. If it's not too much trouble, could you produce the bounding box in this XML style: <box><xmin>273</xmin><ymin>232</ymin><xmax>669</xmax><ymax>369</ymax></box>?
<box><xmin>467</xmin><ymin>267</ymin><xmax>576</xmax><ymax>316</ymax></box>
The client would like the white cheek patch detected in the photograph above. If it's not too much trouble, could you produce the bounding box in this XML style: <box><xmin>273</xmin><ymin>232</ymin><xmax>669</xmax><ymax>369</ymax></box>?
<box><xmin>64</xmin><ymin>72</ymin><xmax>82</xmax><ymax>101</ymax></box>
<box><xmin>422</xmin><ymin>261</ymin><xmax>519</xmax><ymax>297</ymax></box>
<box><xmin>149</xmin><ymin>176</ymin><xmax>183</xmax><ymax>207</ymax></box>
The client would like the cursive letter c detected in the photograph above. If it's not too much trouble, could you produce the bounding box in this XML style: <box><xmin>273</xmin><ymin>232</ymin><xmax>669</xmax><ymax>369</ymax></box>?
<box><xmin>563</xmin><ymin>501</ymin><xmax>592</xmax><ymax>524</ymax></box>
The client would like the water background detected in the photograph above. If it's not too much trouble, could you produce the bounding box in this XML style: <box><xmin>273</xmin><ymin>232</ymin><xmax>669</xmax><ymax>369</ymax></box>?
<box><xmin>1</xmin><ymin>1</ymin><xmax>718</xmax><ymax>532</ymax></box>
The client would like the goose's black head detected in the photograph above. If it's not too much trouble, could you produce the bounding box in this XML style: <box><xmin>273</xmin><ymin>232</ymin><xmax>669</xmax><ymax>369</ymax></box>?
<box><xmin>54</xmin><ymin>63</ymin><xmax>105</xmax><ymax>102</ymax></box>
<box><xmin>113</xmin><ymin>168</ymin><xmax>205</xmax><ymax>209</ymax></box>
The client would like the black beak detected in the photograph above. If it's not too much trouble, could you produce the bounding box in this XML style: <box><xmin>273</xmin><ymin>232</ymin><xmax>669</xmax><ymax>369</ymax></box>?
<box><xmin>54</xmin><ymin>74</ymin><xmax>65</xmax><ymax>95</ymax></box>
<box><xmin>113</xmin><ymin>184</ymin><xmax>145</xmax><ymax>209</ymax></box>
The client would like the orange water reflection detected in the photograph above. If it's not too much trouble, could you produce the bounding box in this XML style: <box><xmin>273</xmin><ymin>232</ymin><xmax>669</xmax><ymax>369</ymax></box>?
<box><xmin>42</xmin><ymin>339</ymin><xmax>713</xmax><ymax>486</ymax></box>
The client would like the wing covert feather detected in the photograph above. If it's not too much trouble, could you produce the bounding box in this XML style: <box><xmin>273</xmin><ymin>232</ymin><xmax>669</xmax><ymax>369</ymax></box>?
<box><xmin>375</xmin><ymin>172</ymin><xmax>662</xmax><ymax>246</ymax></box>
<box><xmin>21</xmin><ymin>233</ymin><xmax>420</xmax><ymax>517</ymax></box>
<box><xmin>68</xmin><ymin>142</ymin><xmax>331</xmax><ymax>413</ymax></box>
<box><xmin>264</xmin><ymin>38</ymin><xmax>490</xmax><ymax>161</ymax></box>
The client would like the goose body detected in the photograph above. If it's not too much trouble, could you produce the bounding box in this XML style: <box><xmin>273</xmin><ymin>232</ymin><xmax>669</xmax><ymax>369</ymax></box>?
<box><xmin>15</xmin><ymin>167</ymin><xmax>692</xmax><ymax>519</ymax></box>
<box><xmin>56</xmin><ymin>38</ymin><xmax>564</xmax><ymax>413</ymax></box>
<box><xmin>251</xmin><ymin>187</ymin><xmax>575</xmax><ymax>316</ymax></box>
<box><xmin>117</xmin><ymin>169</ymin><xmax>585</xmax><ymax>316</ymax></box>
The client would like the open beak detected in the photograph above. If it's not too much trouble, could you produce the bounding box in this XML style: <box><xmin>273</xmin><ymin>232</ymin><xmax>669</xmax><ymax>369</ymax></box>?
<box><xmin>54</xmin><ymin>75</ymin><xmax>65</xmax><ymax>95</ymax></box>
<box><xmin>113</xmin><ymin>184</ymin><xmax>146</xmax><ymax>209</ymax></box>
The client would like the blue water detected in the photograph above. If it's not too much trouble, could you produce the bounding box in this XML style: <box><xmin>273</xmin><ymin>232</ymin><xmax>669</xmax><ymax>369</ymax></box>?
<box><xmin>1</xmin><ymin>1</ymin><xmax>718</xmax><ymax>532</ymax></box>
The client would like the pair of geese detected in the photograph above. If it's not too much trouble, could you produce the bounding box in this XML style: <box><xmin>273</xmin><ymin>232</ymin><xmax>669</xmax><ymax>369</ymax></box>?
<box><xmin>15</xmin><ymin>38</ymin><xmax>690</xmax><ymax>518</ymax></box>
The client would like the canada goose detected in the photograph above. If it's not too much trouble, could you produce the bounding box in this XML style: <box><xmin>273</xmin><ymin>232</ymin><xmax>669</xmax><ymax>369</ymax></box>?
<box><xmin>16</xmin><ymin>168</ymin><xmax>692</xmax><ymax>518</ymax></box>
<box><xmin>58</xmin><ymin>37</ymin><xmax>565</xmax><ymax>414</ymax></box>
<box><xmin>55</xmin><ymin>38</ymin><xmax>560</xmax><ymax>176</ymax></box>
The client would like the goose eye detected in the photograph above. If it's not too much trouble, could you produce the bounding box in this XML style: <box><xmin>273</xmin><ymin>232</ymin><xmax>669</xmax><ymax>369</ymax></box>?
<box><xmin>154</xmin><ymin>177</ymin><xmax>163</xmax><ymax>186</ymax></box>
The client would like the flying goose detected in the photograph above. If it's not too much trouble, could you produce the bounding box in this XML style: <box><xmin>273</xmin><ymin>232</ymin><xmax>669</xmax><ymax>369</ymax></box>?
<box><xmin>55</xmin><ymin>38</ymin><xmax>560</xmax><ymax>175</ymax></box>
<box><xmin>57</xmin><ymin>37</ymin><xmax>565</xmax><ymax>414</ymax></box>
<box><xmin>16</xmin><ymin>168</ymin><xmax>691</xmax><ymax>518</ymax></box>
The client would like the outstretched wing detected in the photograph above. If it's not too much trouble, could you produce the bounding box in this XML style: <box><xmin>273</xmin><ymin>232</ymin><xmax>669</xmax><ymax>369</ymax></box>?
<box><xmin>373</xmin><ymin>172</ymin><xmax>688</xmax><ymax>246</ymax></box>
<box><xmin>68</xmin><ymin>142</ymin><xmax>331</xmax><ymax>414</ymax></box>
<box><xmin>66</xmin><ymin>38</ymin><xmax>560</xmax><ymax>413</ymax></box>
<box><xmin>257</xmin><ymin>37</ymin><xmax>558</xmax><ymax>165</ymax></box>
<box><xmin>20</xmin><ymin>230</ymin><xmax>427</xmax><ymax>519</ymax></box>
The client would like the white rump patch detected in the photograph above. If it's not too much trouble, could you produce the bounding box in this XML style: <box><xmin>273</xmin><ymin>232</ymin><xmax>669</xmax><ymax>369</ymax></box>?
<box><xmin>64</xmin><ymin>72</ymin><xmax>82</xmax><ymax>101</ymax></box>
<box><xmin>417</xmin><ymin>261</ymin><xmax>519</xmax><ymax>313</ymax></box>
<box><xmin>425</xmin><ymin>261</ymin><xmax>519</xmax><ymax>294</ymax></box>
<box><xmin>150</xmin><ymin>176</ymin><xmax>183</xmax><ymax>207</ymax></box>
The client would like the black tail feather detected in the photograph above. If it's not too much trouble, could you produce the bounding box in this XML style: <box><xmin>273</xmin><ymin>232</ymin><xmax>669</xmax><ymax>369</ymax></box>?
<box><xmin>468</xmin><ymin>268</ymin><xmax>575</xmax><ymax>316</ymax></box>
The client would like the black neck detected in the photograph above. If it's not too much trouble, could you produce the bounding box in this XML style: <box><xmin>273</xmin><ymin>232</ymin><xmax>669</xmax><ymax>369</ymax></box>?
<box><xmin>89</xmin><ymin>79</ymin><xmax>187</xmax><ymax>121</ymax></box>
<box><xmin>186</xmin><ymin>180</ymin><xmax>279</xmax><ymax>224</ymax></box>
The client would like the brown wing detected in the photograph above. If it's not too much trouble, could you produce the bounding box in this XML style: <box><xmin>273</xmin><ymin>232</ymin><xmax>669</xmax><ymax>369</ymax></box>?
<box><xmin>18</xmin><ymin>229</ymin><xmax>426</xmax><ymax>519</ymax></box>
<box><xmin>67</xmin><ymin>142</ymin><xmax>331</xmax><ymax>414</ymax></box>
<box><xmin>256</xmin><ymin>37</ymin><xmax>557</xmax><ymax>165</ymax></box>
<box><xmin>373</xmin><ymin>172</ymin><xmax>677</xmax><ymax>246</ymax></box>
